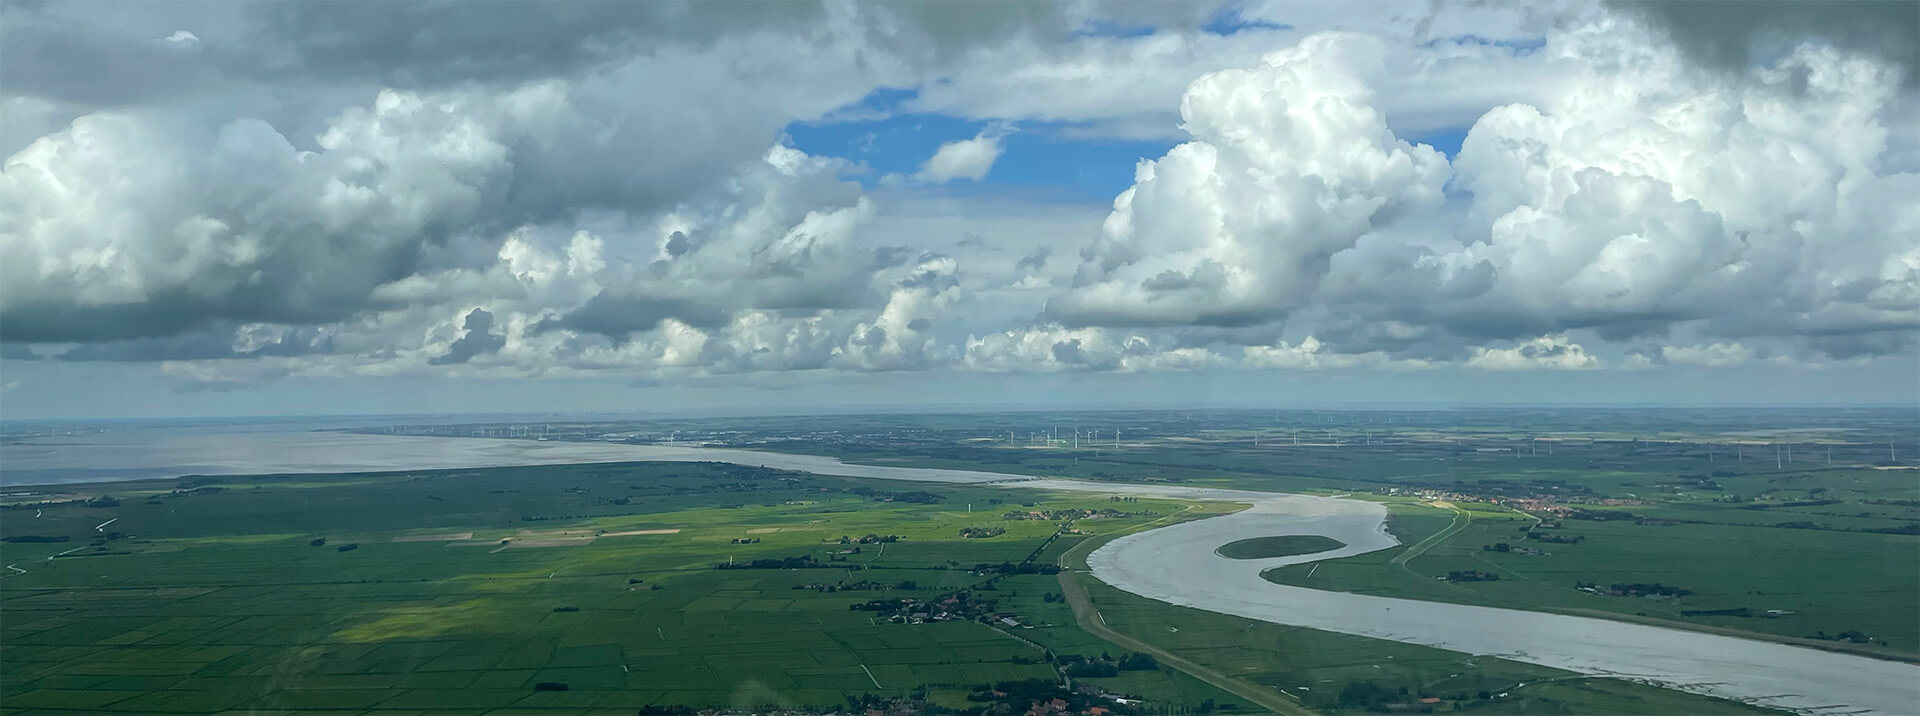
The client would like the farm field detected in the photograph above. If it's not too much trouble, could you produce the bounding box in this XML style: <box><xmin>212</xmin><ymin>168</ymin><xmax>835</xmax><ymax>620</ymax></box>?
<box><xmin>2</xmin><ymin>463</ymin><xmax>1216</xmax><ymax>713</ymax></box>
<box><xmin>0</xmin><ymin>456</ymin><xmax>1793</xmax><ymax>714</ymax></box>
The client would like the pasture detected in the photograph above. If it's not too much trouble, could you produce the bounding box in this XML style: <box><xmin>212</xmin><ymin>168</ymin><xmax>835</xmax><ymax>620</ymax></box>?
<box><xmin>2</xmin><ymin>463</ymin><xmax>1228</xmax><ymax>712</ymax></box>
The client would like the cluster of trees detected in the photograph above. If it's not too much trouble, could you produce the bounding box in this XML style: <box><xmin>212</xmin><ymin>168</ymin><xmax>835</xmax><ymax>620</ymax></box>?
<box><xmin>959</xmin><ymin>526</ymin><xmax>1006</xmax><ymax>539</ymax></box>
<box><xmin>838</xmin><ymin>534</ymin><xmax>902</xmax><ymax>544</ymax></box>
<box><xmin>1527</xmin><ymin>532</ymin><xmax>1584</xmax><ymax>544</ymax></box>
<box><xmin>1059</xmin><ymin>652</ymin><xmax>1162</xmax><ymax>678</ymax></box>
<box><xmin>717</xmin><ymin>554</ymin><xmax>844</xmax><ymax>570</ymax></box>
<box><xmin>1810</xmin><ymin>629</ymin><xmax>1874</xmax><ymax>643</ymax></box>
<box><xmin>1338</xmin><ymin>682</ymin><xmax>1408</xmax><ymax>710</ymax></box>
<box><xmin>1578</xmin><ymin>581</ymin><xmax>1692</xmax><ymax>597</ymax></box>
<box><xmin>850</xmin><ymin>598</ymin><xmax>916</xmax><ymax>612</ymax></box>
<box><xmin>1681</xmin><ymin>607</ymin><xmax>1762</xmax><ymax>617</ymax></box>
<box><xmin>1663</xmin><ymin>475</ymin><xmax>1724</xmax><ymax>490</ymax></box>
<box><xmin>971</xmin><ymin>561</ymin><xmax>1062</xmax><ymax>576</ymax></box>
<box><xmin>842</xmin><ymin>693</ymin><xmax>923</xmax><ymax>713</ymax></box>
<box><xmin>791</xmin><ymin>580</ymin><xmax>916</xmax><ymax>593</ymax></box>
<box><xmin>961</xmin><ymin>678</ymin><xmax>1129</xmax><ymax>713</ymax></box>
<box><xmin>1444</xmin><ymin>570</ymin><xmax>1500</xmax><ymax>583</ymax></box>
<box><xmin>842</xmin><ymin>486</ymin><xmax>943</xmax><ymax>504</ymax></box>
<box><xmin>1338</xmin><ymin>681</ymin><xmax>1500</xmax><ymax>711</ymax></box>
<box><xmin>1743</xmin><ymin>499</ymin><xmax>1840</xmax><ymax>510</ymax></box>
<box><xmin>1564</xmin><ymin>508</ymin><xmax>1637</xmax><ymax>521</ymax></box>
<box><xmin>1003</xmin><ymin>508</ymin><xmax>1141</xmax><ymax>521</ymax></box>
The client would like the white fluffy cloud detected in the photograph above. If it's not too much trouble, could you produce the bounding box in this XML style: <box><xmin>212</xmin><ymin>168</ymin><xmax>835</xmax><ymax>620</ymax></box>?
<box><xmin>1431</xmin><ymin>22</ymin><xmax>1920</xmax><ymax>346</ymax></box>
<box><xmin>1044</xmin><ymin>33</ymin><xmax>1449</xmax><ymax>328</ymax></box>
<box><xmin>1031</xmin><ymin>16</ymin><xmax>1918</xmax><ymax>373</ymax></box>
<box><xmin>914</xmin><ymin>128</ymin><xmax>1009</xmax><ymax>183</ymax></box>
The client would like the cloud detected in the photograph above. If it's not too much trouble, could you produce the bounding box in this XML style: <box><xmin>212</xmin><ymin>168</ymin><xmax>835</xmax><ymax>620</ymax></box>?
<box><xmin>5</xmin><ymin>2</ymin><xmax>1915</xmax><ymax>389</ymax></box>
<box><xmin>1242</xmin><ymin>336</ymin><xmax>1429</xmax><ymax>371</ymax></box>
<box><xmin>831</xmin><ymin>254</ymin><xmax>962</xmax><ymax>371</ymax></box>
<box><xmin>1015</xmin><ymin>247</ymin><xmax>1051</xmax><ymax>274</ymax></box>
<box><xmin>1649</xmin><ymin>342</ymin><xmax>1756</xmax><ymax>368</ymax></box>
<box><xmin>963</xmin><ymin>324</ymin><xmax>1225</xmax><ymax>373</ymax></box>
<box><xmin>429</xmin><ymin>308</ymin><xmax>506</xmax><ymax>365</ymax></box>
<box><xmin>914</xmin><ymin>126</ymin><xmax>1011</xmax><ymax>183</ymax></box>
<box><xmin>1607</xmin><ymin>0</ymin><xmax>1918</xmax><ymax>85</ymax></box>
<box><xmin>54</xmin><ymin>324</ymin><xmax>332</xmax><ymax>362</ymax></box>
<box><xmin>1030</xmin><ymin>19</ymin><xmax>1919</xmax><ymax>367</ymax></box>
<box><xmin>1466</xmin><ymin>335</ymin><xmax>1600</xmax><ymax>371</ymax></box>
<box><xmin>1044</xmin><ymin>33</ymin><xmax>1449</xmax><ymax>329</ymax></box>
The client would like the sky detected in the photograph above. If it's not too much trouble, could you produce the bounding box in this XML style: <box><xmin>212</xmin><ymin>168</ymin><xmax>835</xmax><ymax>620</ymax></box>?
<box><xmin>1</xmin><ymin>0</ymin><xmax>1917</xmax><ymax>420</ymax></box>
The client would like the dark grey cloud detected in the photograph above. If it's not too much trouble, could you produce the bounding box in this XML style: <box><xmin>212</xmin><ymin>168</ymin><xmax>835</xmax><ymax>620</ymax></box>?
<box><xmin>429</xmin><ymin>308</ymin><xmax>506</xmax><ymax>365</ymax></box>
<box><xmin>0</xmin><ymin>1</ymin><xmax>1161</xmax><ymax>111</ymax></box>
<box><xmin>871</xmin><ymin>245</ymin><xmax>917</xmax><ymax>269</ymax></box>
<box><xmin>1015</xmin><ymin>246</ymin><xmax>1050</xmax><ymax>273</ymax></box>
<box><xmin>546</xmin><ymin>292</ymin><xmax>732</xmax><ymax>337</ymax></box>
<box><xmin>1609</xmin><ymin>0</ymin><xmax>1919</xmax><ymax>85</ymax></box>
<box><xmin>55</xmin><ymin>324</ymin><xmax>333</xmax><ymax>362</ymax></box>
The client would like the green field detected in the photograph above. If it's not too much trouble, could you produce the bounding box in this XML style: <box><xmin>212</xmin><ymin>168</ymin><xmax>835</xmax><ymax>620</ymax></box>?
<box><xmin>2</xmin><ymin>463</ymin><xmax>1221</xmax><ymax>713</ymax></box>
<box><xmin>0</xmin><ymin>456</ymin><xmax>1796</xmax><ymax>714</ymax></box>
<box><xmin>1215</xmin><ymin>536</ymin><xmax>1345</xmax><ymax>560</ymax></box>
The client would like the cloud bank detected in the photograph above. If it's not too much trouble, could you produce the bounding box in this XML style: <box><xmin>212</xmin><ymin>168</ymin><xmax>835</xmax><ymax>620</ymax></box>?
<box><xmin>2</xmin><ymin>1</ymin><xmax>1913</xmax><ymax>391</ymax></box>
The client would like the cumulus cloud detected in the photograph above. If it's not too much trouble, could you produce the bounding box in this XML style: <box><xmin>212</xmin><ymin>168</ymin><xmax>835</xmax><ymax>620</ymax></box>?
<box><xmin>1045</xmin><ymin>33</ymin><xmax>1449</xmax><ymax>329</ymax></box>
<box><xmin>914</xmin><ymin>126</ymin><xmax>1011</xmax><ymax>183</ymax></box>
<box><xmin>1030</xmin><ymin>17</ymin><xmax>1919</xmax><ymax>372</ymax></box>
<box><xmin>832</xmin><ymin>254</ymin><xmax>962</xmax><ymax>371</ymax></box>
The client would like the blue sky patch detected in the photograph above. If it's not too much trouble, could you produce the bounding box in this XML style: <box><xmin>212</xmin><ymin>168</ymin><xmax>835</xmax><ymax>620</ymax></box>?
<box><xmin>788</xmin><ymin>111</ymin><xmax>1175</xmax><ymax>201</ymax></box>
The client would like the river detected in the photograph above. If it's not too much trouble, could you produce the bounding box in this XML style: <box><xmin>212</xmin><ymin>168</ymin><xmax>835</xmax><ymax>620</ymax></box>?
<box><xmin>4</xmin><ymin>433</ymin><xmax>1915</xmax><ymax>714</ymax></box>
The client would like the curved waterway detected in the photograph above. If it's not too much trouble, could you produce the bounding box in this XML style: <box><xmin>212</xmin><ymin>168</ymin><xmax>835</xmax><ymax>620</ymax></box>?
<box><xmin>7</xmin><ymin>434</ymin><xmax>1916</xmax><ymax>714</ymax></box>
